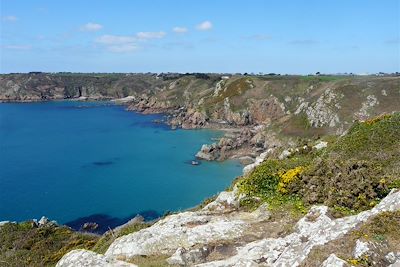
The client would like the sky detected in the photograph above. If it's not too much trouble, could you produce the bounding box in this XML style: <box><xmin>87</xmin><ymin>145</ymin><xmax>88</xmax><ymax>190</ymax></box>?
<box><xmin>0</xmin><ymin>0</ymin><xmax>399</xmax><ymax>74</ymax></box>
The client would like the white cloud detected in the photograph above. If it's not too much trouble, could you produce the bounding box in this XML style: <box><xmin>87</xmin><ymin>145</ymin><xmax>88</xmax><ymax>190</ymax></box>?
<box><xmin>136</xmin><ymin>31</ymin><xmax>166</xmax><ymax>40</ymax></box>
<box><xmin>96</xmin><ymin>35</ymin><xmax>136</xmax><ymax>45</ymax></box>
<box><xmin>196</xmin><ymin>21</ymin><xmax>213</xmax><ymax>31</ymax></box>
<box><xmin>96</xmin><ymin>35</ymin><xmax>137</xmax><ymax>53</ymax></box>
<box><xmin>173</xmin><ymin>27</ymin><xmax>188</xmax><ymax>34</ymax></box>
<box><xmin>3</xmin><ymin>45</ymin><xmax>31</xmax><ymax>50</ymax></box>
<box><xmin>95</xmin><ymin>31</ymin><xmax>165</xmax><ymax>53</ymax></box>
<box><xmin>2</xmin><ymin>15</ymin><xmax>18</xmax><ymax>22</ymax></box>
<box><xmin>81</xmin><ymin>22</ymin><xmax>103</xmax><ymax>32</ymax></box>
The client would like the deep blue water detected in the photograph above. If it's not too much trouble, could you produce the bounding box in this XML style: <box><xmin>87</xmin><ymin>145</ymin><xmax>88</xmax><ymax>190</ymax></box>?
<box><xmin>0</xmin><ymin>101</ymin><xmax>242</xmax><ymax>231</ymax></box>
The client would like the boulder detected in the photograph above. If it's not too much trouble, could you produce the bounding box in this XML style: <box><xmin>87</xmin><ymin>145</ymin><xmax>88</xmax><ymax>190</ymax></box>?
<box><xmin>167</xmin><ymin>247</ymin><xmax>209</xmax><ymax>265</ymax></box>
<box><xmin>243</xmin><ymin>148</ymin><xmax>273</xmax><ymax>175</ymax></box>
<box><xmin>320</xmin><ymin>254</ymin><xmax>350</xmax><ymax>267</ymax></box>
<box><xmin>38</xmin><ymin>216</ymin><xmax>50</xmax><ymax>226</ymax></box>
<box><xmin>56</xmin><ymin>249</ymin><xmax>136</xmax><ymax>267</ymax></box>
<box><xmin>196</xmin><ymin>144</ymin><xmax>218</xmax><ymax>161</ymax></box>
<box><xmin>353</xmin><ymin>239</ymin><xmax>369</xmax><ymax>258</ymax></box>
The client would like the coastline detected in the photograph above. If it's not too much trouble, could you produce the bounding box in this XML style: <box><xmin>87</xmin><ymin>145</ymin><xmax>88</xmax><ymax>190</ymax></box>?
<box><xmin>1</xmin><ymin>96</ymin><xmax>262</xmax><ymax>164</ymax></box>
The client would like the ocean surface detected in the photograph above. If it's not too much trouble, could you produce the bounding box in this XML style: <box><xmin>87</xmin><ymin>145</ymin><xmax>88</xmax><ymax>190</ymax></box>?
<box><xmin>0</xmin><ymin>101</ymin><xmax>242</xmax><ymax>231</ymax></box>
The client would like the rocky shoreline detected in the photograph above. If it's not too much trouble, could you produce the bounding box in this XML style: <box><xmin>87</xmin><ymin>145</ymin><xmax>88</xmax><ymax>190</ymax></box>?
<box><xmin>123</xmin><ymin>96</ymin><xmax>282</xmax><ymax>165</ymax></box>
<box><xmin>2</xmin><ymin>96</ymin><xmax>271</xmax><ymax>168</ymax></box>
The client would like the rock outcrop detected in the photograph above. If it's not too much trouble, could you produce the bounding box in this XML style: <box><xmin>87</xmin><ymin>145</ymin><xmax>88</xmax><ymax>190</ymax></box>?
<box><xmin>56</xmin><ymin>189</ymin><xmax>400</xmax><ymax>266</ymax></box>
<box><xmin>197</xmin><ymin>189</ymin><xmax>400</xmax><ymax>266</ymax></box>
<box><xmin>56</xmin><ymin>250</ymin><xmax>136</xmax><ymax>267</ymax></box>
<box><xmin>320</xmin><ymin>254</ymin><xmax>350</xmax><ymax>267</ymax></box>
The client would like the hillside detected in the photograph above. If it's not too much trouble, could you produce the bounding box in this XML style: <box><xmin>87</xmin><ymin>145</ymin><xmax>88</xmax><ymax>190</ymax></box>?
<box><xmin>1</xmin><ymin>73</ymin><xmax>399</xmax><ymax>162</ymax></box>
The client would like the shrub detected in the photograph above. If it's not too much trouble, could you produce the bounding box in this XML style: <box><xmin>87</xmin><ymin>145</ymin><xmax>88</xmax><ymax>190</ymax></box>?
<box><xmin>278</xmin><ymin>166</ymin><xmax>304</xmax><ymax>194</ymax></box>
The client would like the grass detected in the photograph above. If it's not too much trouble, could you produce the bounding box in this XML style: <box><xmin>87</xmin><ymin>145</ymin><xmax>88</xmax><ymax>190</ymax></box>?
<box><xmin>0</xmin><ymin>217</ymin><xmax>150</xmax><ymax>266</ymax></box>
<box><xmin>327</xmin><ymin>113</ymin><xmax>400</xmax><ymax>161</ymax></box>
<box><xmin>299</xmin><ymin>75</ymin><xmax>346</xmax><ymax>82</ymax></box>
<box><xmin>354</xmin><ymin>211</ymin><xmax>400</xmax><ymax>242</ymax></box>
<box><xmin>127</xmin><ymin>255</ymin><xmax>171</xmax><ymax>267</ymax></box>
<box><xmin>205</xmin><ymin>77</ymin><xmax>253</xmax><ymax>106</ymax></box>
<box><xmin>0</xmin><ymin>222</ymin><xmax>99</xmax><ymax>267</ymax></box>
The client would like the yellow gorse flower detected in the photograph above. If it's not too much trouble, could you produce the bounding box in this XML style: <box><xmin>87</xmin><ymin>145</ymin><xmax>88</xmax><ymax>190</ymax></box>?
<box><xmin>277</xmin><ymin>166</ymin><xmax>304</xmax><ymax>193</ymax></box>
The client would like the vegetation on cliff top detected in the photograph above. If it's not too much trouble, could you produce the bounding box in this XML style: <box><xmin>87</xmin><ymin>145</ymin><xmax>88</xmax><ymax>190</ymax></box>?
<box><xmin>0</xmin><ymin>219</ymin><xmax>149</xmax><ymax>267</ymax></box>
<box><xmin>0</xmin><ymin>222</ymin><xmax>98</xmax><ymax>266</ymax></box>
<box><xmin>238</xmin><ymin>113</ymin><xmax>400</xmax><ymax>215</ymax></box>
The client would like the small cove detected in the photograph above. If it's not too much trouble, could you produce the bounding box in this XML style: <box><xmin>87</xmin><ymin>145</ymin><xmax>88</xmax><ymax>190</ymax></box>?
<box><xmin>0</xmin><ymin>101</ymin><xmax>242</xmax><ymax>231</ymax></box>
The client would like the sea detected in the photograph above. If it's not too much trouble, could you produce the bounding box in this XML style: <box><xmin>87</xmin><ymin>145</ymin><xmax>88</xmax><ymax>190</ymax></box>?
<box><xmin>0</xmin><ymin>101</ymin><xmax>242</xmax><ymax>232</ymax></box>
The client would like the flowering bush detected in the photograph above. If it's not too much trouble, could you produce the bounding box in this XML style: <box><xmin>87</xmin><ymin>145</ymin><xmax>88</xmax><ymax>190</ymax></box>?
<box><xmin>278</xmin><ymin>166</ymin><xmax>304</xmax><ymax>193</ymax></box>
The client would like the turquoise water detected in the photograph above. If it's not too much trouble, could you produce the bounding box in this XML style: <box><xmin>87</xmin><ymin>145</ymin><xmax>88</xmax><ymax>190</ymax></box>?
<box><xmin>0</xmin><ymin>101</ymin><xmax>242</xmax><ymax>231</ymax></box>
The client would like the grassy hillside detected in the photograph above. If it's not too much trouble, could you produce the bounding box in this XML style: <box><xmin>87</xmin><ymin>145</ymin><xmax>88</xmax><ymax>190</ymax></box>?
<box><xmin>0</xmin><ymin>222</ymin><xmax>98</xmax><ymax>266</ymax></box>
<box><xmin>238</xmin><ymin>113</ymin><xmax>400</xmax><ymax>215</ymax></box>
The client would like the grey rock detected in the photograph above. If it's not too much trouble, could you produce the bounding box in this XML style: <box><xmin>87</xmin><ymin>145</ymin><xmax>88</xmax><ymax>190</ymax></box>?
<box><xmin>38</xmin><ymin>216</ymin><xmax>50</xmax><ymax>226</ymax></box>
<box><xmin>321</xmin><ymin>254</ymin><xmax>350</xmax><ymax>267</ymax></box>
<box><xmin>56</xmin><ymin>249</ymin><xmax>136</xmax><ymax>267</ymax></box>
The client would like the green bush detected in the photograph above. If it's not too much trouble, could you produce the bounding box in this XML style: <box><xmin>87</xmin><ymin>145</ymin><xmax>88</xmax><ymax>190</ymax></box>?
<box><xmin>237</xmin><ymin>113</ymin><xmax>400</xmax><ymax>214</ymax></box>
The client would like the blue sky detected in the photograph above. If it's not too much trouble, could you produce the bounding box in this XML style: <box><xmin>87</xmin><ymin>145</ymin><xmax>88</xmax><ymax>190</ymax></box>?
<box><xmin>1</xmin><ymin>0</ymin><xmax>399</xmax><ymax>74</ymax></box>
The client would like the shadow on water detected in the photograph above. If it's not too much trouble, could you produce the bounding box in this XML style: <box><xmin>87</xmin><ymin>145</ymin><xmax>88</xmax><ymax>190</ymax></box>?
<box><xmin>92</xmin><ymin>161</ymin><xmax>114</xmax><ymax>166</ymax></box>
<box><xmin>65</xmin><ymin>210</ymin><xmax>161</xmax><ymax>234</ymax></box>
<box><xmin>129</xmin><ymin>120</ymin><xmax>171</xmax><ymax>130</ymax></box>
<box><xmin>81</xmin><ymin>157</ymin><xmax>121</xmax><ymax>168</ymax></box>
